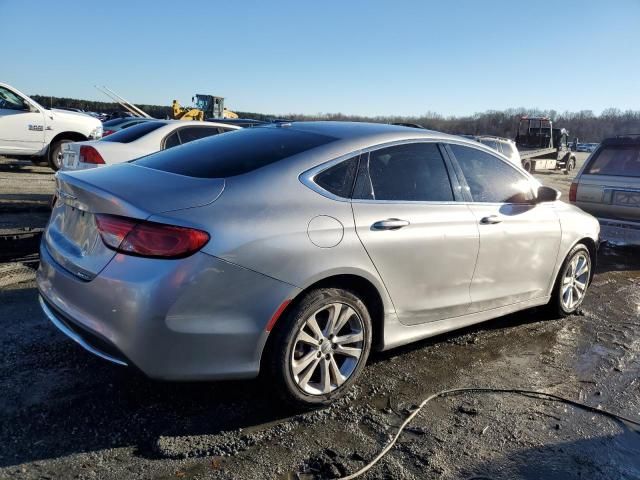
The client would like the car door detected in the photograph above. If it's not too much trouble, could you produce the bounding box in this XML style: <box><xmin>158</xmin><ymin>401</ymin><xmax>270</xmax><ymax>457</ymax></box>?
<box><xmin>0</xmin><ymin>85</ymin><xmax>44</xmax><ymax>154</ymax></box>
<box><xmin>351</xmin><ymin>142</ymin><xmax>479</xmax><ymax>325</ymax></box>
<box><xmin>446</xmin><ymin>143</ymin><xmax>561</xmax><ymax>312</ymax></box>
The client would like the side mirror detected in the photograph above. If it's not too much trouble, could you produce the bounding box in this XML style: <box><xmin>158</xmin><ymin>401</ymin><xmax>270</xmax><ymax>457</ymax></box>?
<box><xmin>536</xmin><ymin>185</ymin><xmax>561</xmax><ymax>203</ymax></box>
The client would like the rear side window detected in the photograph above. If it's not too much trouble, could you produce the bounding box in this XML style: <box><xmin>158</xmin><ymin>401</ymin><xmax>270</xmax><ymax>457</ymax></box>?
<box><xmin>449</xmin><ymin>144</ymin><xmax>534</xmax><ymax>203</ymax></box>
<box><xmin>163</xmin><ymin>131</ymin><xmax>180</xmax><ymax>149</ymax></box>
<box><xmin>178</xmin><ymin>126</ymin><xmax>221</xmax><ymax>144</ymax></box>
<box><xmin>585</xmin><ymin>146</ymin><xmax>640</xmax><ymax>177</ymax></box>
<box><xmin>353</xmin><ymin>143</ymin><xmax>454</xmax><ymax>202</ymax></box>
<box><xmin>102</xmin><ymin>121</ymin><xmax>165</xmax><ymax>143</ymax></box>
<box><xmin>135</xmin><ymin>127</ymin><xmax>337</xmax><ymax>178</ymax></box>
<box><xmin>314</xmin><ymin>156</ymin><xmax>359</xmax><ymax>198</ymax></box>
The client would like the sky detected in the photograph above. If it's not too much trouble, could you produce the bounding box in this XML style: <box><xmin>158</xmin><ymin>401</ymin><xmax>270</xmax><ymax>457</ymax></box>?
<box><xmin>1</xmin><ymin>0</ymin><xmax>639</xmax><ymax>117</ymax></box>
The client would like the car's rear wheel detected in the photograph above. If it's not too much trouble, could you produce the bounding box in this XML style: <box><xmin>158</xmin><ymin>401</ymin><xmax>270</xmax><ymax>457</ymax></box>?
<box><xmin>522</xmin><ymin>160</ymin><xmax>532</xmax><ymax>172</ymax></box>
<box><xmin>266</xmin><ymin>288</ymin><xmax>372</xmax><ymax>407</ymax></box>
<box><xmin>548</xmin><ymin>244</ymin><xmax>592</xmax><ymax>316</ymax></box>
<box><xmin>566</xmin><ymin>157</ymin><xmax>576</xmax><ymax>173</ymax></box>
<box><xmin>48</xmin><ymin>139</ymin><xmax>72</xmax><ymax>171</ymax></box>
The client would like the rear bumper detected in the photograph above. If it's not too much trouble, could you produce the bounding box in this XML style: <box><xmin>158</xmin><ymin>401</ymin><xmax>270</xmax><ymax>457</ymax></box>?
<box><xmin>597</xmin><ymin>217</ymin><xmax>640</xmax><ymax>246</ymax></box>
<box><xmin>37</xmin><ymin>243</ymin><xmax>300</xmax><ymax>380</ymax></box>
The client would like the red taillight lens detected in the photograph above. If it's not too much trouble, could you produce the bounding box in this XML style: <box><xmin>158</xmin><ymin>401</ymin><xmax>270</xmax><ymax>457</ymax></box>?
<box><xmin>569</xmin><ymin>182</ymin><xmax>578</xmax><ymax>202</ymax></box>
<box><xmin>79</xmin><ymin>145</ymin><xmax>105</xmax><ymax>164</ymax></box>
<box><xmin>95</xmin><ymin>214</ymin><xmax>209</xmax><ymax>258</ymax></box>
<box><xmin>102</xmin><ymin>129</ymin><xmax>115</xmax><ymax>136</ymax></box>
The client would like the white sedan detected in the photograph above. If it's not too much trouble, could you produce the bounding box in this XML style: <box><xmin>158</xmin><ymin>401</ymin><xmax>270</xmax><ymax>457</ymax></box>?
<box><xmin>61</xmin><ymin>120</ymin><xmax>240</xmax><ymax>170</ymax></box>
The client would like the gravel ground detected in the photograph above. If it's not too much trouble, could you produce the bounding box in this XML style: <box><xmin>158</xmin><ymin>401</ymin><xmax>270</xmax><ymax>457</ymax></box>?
<box><xmin>1</xmin><ymin>152</ymin><xmax>639</xmax><ymax>480</ymax></box>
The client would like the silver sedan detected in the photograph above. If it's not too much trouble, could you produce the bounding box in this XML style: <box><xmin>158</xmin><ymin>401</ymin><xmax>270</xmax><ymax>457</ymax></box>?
<box><xmin>37</xmin><ymin>122</ymin><xmax>600</xmax><ymax>407</ymax></box>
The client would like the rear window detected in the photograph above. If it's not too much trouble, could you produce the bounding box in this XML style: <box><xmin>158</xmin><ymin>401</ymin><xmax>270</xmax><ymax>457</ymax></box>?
<box><xmin>102</xmin><ymin>121</ymin><xmax>166</xmax><ymax>143</ymax></box>
<box><xmin>585</xmin><ymin>146</ymin><xmax>640</xmax><ymax>177</ymax></box>
<box><xmin>500</xmin><ymin>142</ymin><xmax>513</xmax><ymax>157</ymax></box>
<box><xmin>102</xmin><ymin>117</ymin><xmax>135</xmax><ymax>127</ymax></box>
<box><xmin>480</xmin><ymin>139</ymin><xmax>498</xmax><ymax>151</ymax></box>
<box><xmin>135</xmin><ymin>127</ymin><xmax>337</xmax><ymax>178</ymax></box>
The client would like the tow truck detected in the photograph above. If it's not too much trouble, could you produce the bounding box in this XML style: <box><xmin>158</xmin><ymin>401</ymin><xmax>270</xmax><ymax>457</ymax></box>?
<box><xmin>515</xmin><ymin>116</ymin><xmax>576</xmax><ymax>174</ymax></box>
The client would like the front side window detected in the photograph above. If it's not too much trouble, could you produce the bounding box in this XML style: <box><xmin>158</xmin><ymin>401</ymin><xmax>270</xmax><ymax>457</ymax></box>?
<box><xmin>314</xmin><ymin>156</ymin><xmax>359</xmax><ymax>198</ymax></box>
<box><xmin>449</xmin><ymin>144</ymin><xmax>534</xmax><ymax>203</ymax></box>
<box><xmin>586</xmin><ymin>146</ymin><xmax>640</xmax><ymax>177</ymax></box>
<box><xmin>0</xmin><ymin>86</ymin><xmax>27</xmax><ymax>111</ymax></box>
<box><xmin>353</xmin><ymin>143</ymin><xmax>454</xmax><ymax>202</ymax></box>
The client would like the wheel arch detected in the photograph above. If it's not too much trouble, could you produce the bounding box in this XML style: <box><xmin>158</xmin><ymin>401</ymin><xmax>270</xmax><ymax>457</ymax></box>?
<box><xmin>576</xmin><ymin>236</ymin><xmax>598</xmax><ymax>280</ymax></box>
<box><xmin>262</xmin><ymin>272</ymin><xmax>388</xmax><ymax>368</ymax></box>
<box><xmin>48</xmin><ymin>131</ymin><xmax>88</xmax><ymax>153</ymax></box>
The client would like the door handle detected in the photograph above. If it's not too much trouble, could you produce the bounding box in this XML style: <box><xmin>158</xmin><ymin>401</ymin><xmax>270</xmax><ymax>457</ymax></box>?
<box><xmin>372</xmin><ymin>219</ymin><xmax>410</xmax><ymax>230</ymax></box>
<box><xmin>480</xmin><ymin>215</ymin><xmax>502</xmax><ymax>225</ymax></box>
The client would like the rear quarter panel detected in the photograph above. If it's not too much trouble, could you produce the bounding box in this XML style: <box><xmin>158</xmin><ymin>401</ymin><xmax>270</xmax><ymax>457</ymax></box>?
<box><xmin>153</xmin><ymin>153</ymin><xmax>397</xmax><ymax>317</ymax></box>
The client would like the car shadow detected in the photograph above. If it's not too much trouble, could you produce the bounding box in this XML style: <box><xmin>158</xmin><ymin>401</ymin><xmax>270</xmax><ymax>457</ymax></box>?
<box><xmin>459</xmin><ymin>428</ymin><xmax>640</xmax><ymax>480</ymax></box>
<box><xmin>596</xmin><ymin>243</ymin><xmax>640</xmax><ymax>274</ymax></box>
<box><xmin>0</xmin><ymin>287</ymin><xmax>302</xmax><ymax>467</ymax></box>
<box><xmin>0</xmin><ymin>160</ymin><xmax>51</xmax><ymax>174</ymax></box>
<box><xmin>2</xmin><ymin>242</ymin><xmax>638</xmax><ymax>468</ymax></box>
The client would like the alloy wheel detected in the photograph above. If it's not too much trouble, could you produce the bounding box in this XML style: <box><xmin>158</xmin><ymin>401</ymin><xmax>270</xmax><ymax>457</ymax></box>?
<box><xmin>290</xmin><ymin>302</ymin><xmax>364</xmax><ymax>395</ymax></box>
<box><xmin>561</xmin><ymin>252</ymin><xmax>590</xmax><ymax>310</ymax></box>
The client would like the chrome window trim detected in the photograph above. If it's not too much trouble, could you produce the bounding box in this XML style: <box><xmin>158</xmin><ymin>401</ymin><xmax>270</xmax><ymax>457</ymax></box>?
<box><xmin>299</xmin><ymin>138</ymin><xmax>455</xmax><ymax>203</ymax></box>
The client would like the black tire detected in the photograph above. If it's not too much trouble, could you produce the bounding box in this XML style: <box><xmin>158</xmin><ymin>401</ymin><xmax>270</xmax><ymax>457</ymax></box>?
<box><xmin>566</xmin><ymin>157</ymin><xmax>576</xmax><ymax>172</ymax></box>
<box><xmin>48</xmin><ymin>139</ymin><xmax>72</xmax><ymax>171</ymax></box>
<box><xmin>522</xmin><ymin>160</ymin><xmax>532</xmax><ymax>173</ymax></box>
<box><xmin>547</xmin><ymin>243</ymin><xmax>592</xmax><ymax>317</ymax></box>
<box><xmin>265</xmin><ymin>288</ymin><xmax>372</xmax><ymax>408</ymax></box>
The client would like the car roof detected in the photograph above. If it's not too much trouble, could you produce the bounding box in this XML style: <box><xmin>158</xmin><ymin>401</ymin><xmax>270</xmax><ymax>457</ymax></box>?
<box><xmin>601</xmin><ymin>135</ymin><xmax>640</xmax><ymax>146</ymax></box>
<box><xmin>259</xmin><ymin>121</ymin><xmax>461</xmax><ymax>144</ymax></box>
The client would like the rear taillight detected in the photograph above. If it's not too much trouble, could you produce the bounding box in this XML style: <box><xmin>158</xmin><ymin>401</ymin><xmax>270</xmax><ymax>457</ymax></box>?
<box><xmin>569</xmin><ymin>182</ymin><xmax>578</xmax><ymax>202</ymax></box>
<box><xmin>95</xmin><ymin>214</ymin><xmax>209</xmax><ymax>258</ymax></box>
<box><xmin>102</xmin><ymin>129</ymin><xmax>115</xmax><ymax>136</ymax></box>
<box><xmin>79</xmin><ymin>146</ymin><xmax>105</xmax><ymax>164</ymax></box>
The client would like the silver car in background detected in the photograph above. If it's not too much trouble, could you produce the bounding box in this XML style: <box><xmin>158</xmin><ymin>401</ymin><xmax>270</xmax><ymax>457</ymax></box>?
<box><xmin>570</xmin><ymin>135</ymin><xmax>640</xmax><ymax>245</ymax></box>
<box><xmin>37</xmin><ymin>122</ymin><xmax>600</xmax><ymax>407</ymax></box>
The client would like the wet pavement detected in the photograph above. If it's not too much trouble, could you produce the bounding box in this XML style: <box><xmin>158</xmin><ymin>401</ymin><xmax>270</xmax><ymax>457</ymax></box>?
<box><xmin>1</xmin><ymin>154</ymin><xmax>639</xmax><ymax>480</ymax></box>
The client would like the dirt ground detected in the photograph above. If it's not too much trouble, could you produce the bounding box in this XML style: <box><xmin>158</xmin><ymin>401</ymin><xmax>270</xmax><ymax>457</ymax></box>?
<box><xmin>1</xmin><ymin>153</ymin><xmax>639</xmax><ymax>480</ymax></box>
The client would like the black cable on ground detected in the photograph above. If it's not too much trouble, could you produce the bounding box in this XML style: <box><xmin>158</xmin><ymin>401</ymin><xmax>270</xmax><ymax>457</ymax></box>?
<box><xmin>338</xmin><ymin>387</ymin><xmax>640</xmax><ymax>480</ymax></box>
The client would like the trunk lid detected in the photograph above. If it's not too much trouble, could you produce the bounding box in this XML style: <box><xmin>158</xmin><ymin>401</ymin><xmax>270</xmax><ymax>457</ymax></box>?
<box><xmin>45</xmin><ymin>163</ymin><xmax>224</xmax><ymax>280</ymax></box>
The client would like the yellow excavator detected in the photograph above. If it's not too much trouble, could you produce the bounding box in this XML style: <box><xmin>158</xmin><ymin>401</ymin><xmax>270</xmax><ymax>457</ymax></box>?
<box><xmin>172</xmin><ymin>94</ymin><xmax>238</xmax><ymax>121</ymax></box>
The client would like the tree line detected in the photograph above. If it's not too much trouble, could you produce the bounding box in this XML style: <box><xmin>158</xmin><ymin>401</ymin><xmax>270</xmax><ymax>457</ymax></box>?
<box><xmin>32</xmin><ymin>94</ymin><xmax>640</xmax><ymax>142</ymax></box>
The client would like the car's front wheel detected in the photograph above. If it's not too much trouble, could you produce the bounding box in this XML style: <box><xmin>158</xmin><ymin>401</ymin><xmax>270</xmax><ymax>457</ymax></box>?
<box><xmin>548</xmin><ymin>243</ymin><xmax>592</xmax><ymax>316</ymax></box>
<box><xmin>266</xmin><ymin>288</ymin><xmax>372</xmax><ymax>407</ymax></box>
